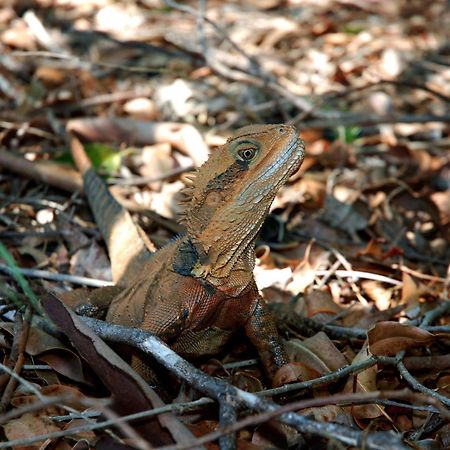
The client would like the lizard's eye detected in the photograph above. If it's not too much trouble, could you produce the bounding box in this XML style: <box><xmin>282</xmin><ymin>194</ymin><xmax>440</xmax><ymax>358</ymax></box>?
<box><xmin>237</xmin><ymin>147</ymin><xmax>257</xmax><ymax>161</ymax></box>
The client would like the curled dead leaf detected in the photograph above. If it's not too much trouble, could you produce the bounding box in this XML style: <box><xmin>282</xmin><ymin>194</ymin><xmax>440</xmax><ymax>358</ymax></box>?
<box><xmin>273</xmin><ymin>362</ymin><xmax>305</xmax><ymax>388</ymax></box>
<box><xmin>368</xmin><ymin>321</ymin><xmax>437</xmax><ymax>356</ymax></box>
<box><xmin>343</xmin><ymin>342</ymin><xmax>386</xmax><ymax>420</ymax></box>
<box><xmin>285</xmin><ymin>333</ymin><xmax>348</xmax><ymax>375</ymax></box>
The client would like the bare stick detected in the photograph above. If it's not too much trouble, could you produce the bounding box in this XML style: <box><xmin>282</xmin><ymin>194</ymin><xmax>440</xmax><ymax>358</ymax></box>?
<box><xmin>157</xmin><ymin>389</ymin><xmax>450</xmax><ymax>450</ymax></box>
<box><xmin>0</xmin><ymin>264</ymin><xmax>113</xmax><ymax>287</ymax></box>
<box><xmin>378</xmin><ymin>355</ymin><xmax>450</xmax><ymax>408</ymax></box>
<box><xmin>296</xmin><ymin>112</ymin><xmax>450</xmax><ymax>129</ymax></box>
<box><xmin>80</xmin><ymin>316</ymin><xmax>407</xmax><ymax>450</ymax></box>
<box><xmin>315</xmin><ymin>269</ymin><xmax>402</xmax><ymax>285</ymax></box>
<box><xmin>0</xmin><ymin>309</ymin><xmax>32</xmax><ymax>412</ymax></box>
<box><xmin>0</xmin><ymin>149</ymin><xmax>82</xmax><ymax>192</ymax></box>
<box><xmin>420</xmin><ymin>300</ymin><xmax>450</xmax><ymax>327</ymax></box>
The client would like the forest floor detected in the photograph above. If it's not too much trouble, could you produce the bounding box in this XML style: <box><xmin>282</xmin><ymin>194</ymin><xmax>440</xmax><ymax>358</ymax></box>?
<box><xmin>0</xmin><ymin>1</ymin><xmax>449</xmax><ymax>449</ymax></box>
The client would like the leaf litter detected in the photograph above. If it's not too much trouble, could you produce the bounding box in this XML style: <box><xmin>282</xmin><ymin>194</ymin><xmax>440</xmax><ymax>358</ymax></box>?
<box><xmin>0</xmin><ymin>0</ymin><xmax>449</xmax><ymax>448</ymax></box>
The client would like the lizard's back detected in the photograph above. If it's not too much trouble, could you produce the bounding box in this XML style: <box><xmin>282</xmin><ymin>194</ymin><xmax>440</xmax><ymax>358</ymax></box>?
<box><xmin>106</xmin><ymin>236</ymin><xmax>258</xmax><ymax>358</ymax></box>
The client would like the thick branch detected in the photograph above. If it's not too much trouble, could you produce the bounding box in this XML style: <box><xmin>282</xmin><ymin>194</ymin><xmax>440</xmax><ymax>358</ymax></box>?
<box><xmin>80</xmin><ymin>316</ymin><xmax>408</xmax><ymax>450</ymax></box>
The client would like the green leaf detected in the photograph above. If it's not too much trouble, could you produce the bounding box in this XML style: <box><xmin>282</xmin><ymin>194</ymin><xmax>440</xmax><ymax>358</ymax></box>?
<box><xmin>53</xmin><ymin>143</ymin><xmax>122</xmax><ymax>174</ymax></box>
<box><xmin>335</xmin><ymin>126</ymin><xmax>361</xmax><ymax>144</ymax></box>
<box><xmin>341</xmin><ymin>25</ymin><xmax>365</xmax><ymax>35</ymax></box>
<box><xmin>84</xmin><ymin>143</ymin><xmax>122</xmax><ymax>174</ymax></box>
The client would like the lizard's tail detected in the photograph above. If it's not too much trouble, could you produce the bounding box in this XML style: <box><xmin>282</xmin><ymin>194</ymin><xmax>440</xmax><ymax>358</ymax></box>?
<box><xmin>70</xmin><ymin>136</ymin><xmax>154</xmax><ymax>284</ymax></box>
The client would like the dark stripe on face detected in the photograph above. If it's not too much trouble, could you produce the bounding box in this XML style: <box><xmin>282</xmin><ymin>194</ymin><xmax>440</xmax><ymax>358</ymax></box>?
<box><xmin>205</xmin><ymin>162</ymin><xmax>247</xmax><ymax>193</ymax></box>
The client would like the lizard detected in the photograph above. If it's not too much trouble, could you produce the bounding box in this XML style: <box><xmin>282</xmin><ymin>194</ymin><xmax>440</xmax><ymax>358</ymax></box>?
<box><xmin>66</xmin><ymin>124</ymin><xmax>305</xmax><ymax>386</ymax></box>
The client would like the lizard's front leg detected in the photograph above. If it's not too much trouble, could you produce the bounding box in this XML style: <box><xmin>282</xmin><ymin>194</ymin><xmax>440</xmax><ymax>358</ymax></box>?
<box><xmin>245</xmin><ymin>296</ymin><xmax>299</xmax><ymax>387</ymax></box>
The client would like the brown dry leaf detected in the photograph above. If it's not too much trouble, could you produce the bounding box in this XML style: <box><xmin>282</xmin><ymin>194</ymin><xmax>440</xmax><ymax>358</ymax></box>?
<box><xmin>231</xmin><ymin>371</ymin><xmax>263</xmax><ymax>393</ymax></box>
<box><xmin>436</xmin><ymin>374</ymin><xmax>450</xmax><ymax>397</ymax></box>
<box><xmin>3</xmin><ymin>412</ymin><xmax>61</xmax><ymax>450</ymax></box>
<box><xmin>138</xmin><ymin>143</ymin><xmax>174</xmax><ymax>189</ymax></box>
<box><xmin>275</xmin><ymin>360</ymin><xmax>321</xmax><ymax>385</ymax></box>
<box><xmin>400</xmin><ymin>272</ymin><xmax>430</xmax><ymax>307</ymax></box>
<box><xmin>431</xmin><ymin>190</ymin><xmax>450</xmax><ymax>223</ymax></box>
<box><xmin>63</xmin><ymin>419</ymin><xmax>96</xmax><ymax>441</ymax></box>
<box><xmin>70</xmin><ymin>242</ymin><xmax>112</xmax><ymax>281</ymax></box>
<box><xmin>285</xmin><ymin>332</ymin><xmax>347</xmax><ymax>379</ymax></box>
<box><xmin>1</xmin><ymin>20</ymin><xmax>36</xmax><ymax>50</ymax></box>
<box><xmin>367</xmin><ymin>321</ymin><xmax>437</xmax><ymax>356</ymax></box>
<box><xmin>320</xmin><ymin>195</ymin><xmax>370</xmax><ymax>234</ymax></box>
<box><xmin>356</xmin><ymin>239</ymin><xmax>385</xmax><ymax>261</ymax></box>
<box><xmin>0</xmin><ymin>323</ymin><xmax>85</xmax><ymax>385</ymax></box>
<box><xmin>38</xmin><ymin>351</ymin><xmax>87</xmax><ymax>384</ymax></box>
<box><xmin>343</xmin><ymin>303</ymin><xmax>404</xmax><ymax>330</ymax></box>
<box><xmin>11</xmin><ymin>385</ymin><xmax>86</xmax><ymax>411</ymax></box>
<box><xmin>66</xmin><ymin>119</ymin><xmax>209</xmax><ymax>166</ymax></box>
<box><xmin>360</xmin><ymin>280</ymin><xmax>393</xmax><ymax>311</ymax></box>
<box><xmin>303</xmin><ymin>290</ymin><xmax>342</xmax><ymax>319</ymax></box>
<box><xmin>188</xmin><ymin>421</ymin><xmax>219</xmax><ymax>450</ymax></box>
<box><xmin>34</xmin><ymin>66</ymin><xmax>67</xmax><ymax>87</ymax></box>
<box><xmin>289</xmin><ymin>246</ymin><xmax>330</xmax><ymax>294</ymax></box>
<box><xmin>25</xmin><ymin>326</ymin><xmax>87</xmax><ymax>383</ymax></box>
<box><xmin>343</xmin><ymin>342</ymin><xmax>386</xmax><ymax>420</ymax></box>
<box><xmin>300</xmin><ymin>405</ymin><xmax>353</xmax><ymax>426</ymax></box>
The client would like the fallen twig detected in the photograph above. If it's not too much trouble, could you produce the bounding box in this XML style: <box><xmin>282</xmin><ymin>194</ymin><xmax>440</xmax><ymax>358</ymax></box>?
<box><xmin>158</xmin><ymin>389</ymin><xmax>450</xmax><ymax>450</ymax></box>
<box><xmin>0</xmin><ymin>264</ymin><xmax>113</xmax><ymax>287</ymax></box>
<box><xmin>0</xmin><ymin>309</ymin><xmax>32</xmax><ymax>412</ymax></box>
<box><xmin>74</xmin><ymin>313</ymin><xmax>407</xmax><ymax>449</ymax></box>
<box><xmin>0</xmin><ymin>149</ymin><xmax>82</xmax><ymax>192</ymax></box>
<box><xmin>295</xmin><ymin>112</ymin><xmax>450</xmax><ymax>129</ymax></box>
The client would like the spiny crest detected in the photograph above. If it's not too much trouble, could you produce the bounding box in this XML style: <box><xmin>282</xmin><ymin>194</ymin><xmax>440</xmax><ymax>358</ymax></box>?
<box><xmin>177</xmin><ymin>170</ymin><xmax>197</xmax><ymax>223</ymax></box>
<box><xmin>176</xmin><ymin>143</ymin><xmax>231</xmax><ymax>225</ymax></box>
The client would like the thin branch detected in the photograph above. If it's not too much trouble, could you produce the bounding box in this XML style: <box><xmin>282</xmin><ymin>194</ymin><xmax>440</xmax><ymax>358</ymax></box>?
<box><xmin>378</xmin><ymin>355</ymin><xmax>450</xmax><ymax>408</ymax></box>
<box><xmin>80</xmin><ymin>316</ymin><xmax>407</xmax><ymax>450</ymax></box>
<box><xmin>272</xmin><ymin>303</ymin><xmax>367</xmax><ymax>340</ymax></box>
<box><xmin>12</xmin><ymin>51</ymin><xmax>165</xmax><ymax>74</ymax></box>
<box><xmin>0</xmin><ymin>395</ymin><xmax>70</xmax><ymax>426</ymax></box>
<box><xmin>315</xmin><ymin>269</ymin><xmax>402</xmax><ymax>286</ymax></box>
<box><xmin>0</xmin><ymin>398</ymin><xmax>211</xmax><ymax>449</ymax></box>
<box><xmin>0</xmin><ymin>363</ymin><xmax>43</xmax><ymax>399</ymax></box>
<box><xmin>262</xmin><ymin>355</ymin><xmax>377</xmax><ymax>397</ymax></box>
<box><xmin>156</xmin><ymin>389</ymin><xmax>450</xmax><ymax>450</ymax></box>
<box><xmin>0</xmin><ymin>264</ymin><xmax>113</xmax><ymax>288</ymax></box>
<box><xmin>109</xmin><ymin>164</ymin><xmax>194</xmax><ymax>187</ymax></box>
<box><xmin>325</xmin><ymin>79</ymin><xmax>450</xmax><ymax>103</ymax></box>
<box><xmin>0</xmin><ymin>308</ymin><xmax>32</xmax><ymax>412</ymax></box>
<box><xmin>420</xmin><ymin>299</ymin><xmax>450</xmax><ymax>327</ymax></box>
<box><xmin>296</xmin><ymin>112</ymin><xmax>450</xmax><ymax>129</ymax></box>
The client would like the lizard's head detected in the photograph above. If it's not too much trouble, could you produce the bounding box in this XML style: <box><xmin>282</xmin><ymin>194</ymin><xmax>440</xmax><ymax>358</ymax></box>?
<box><xmin>182</xmin><ymin>124</ymin><xmax>305</xmax><ymax>284</ymax></box>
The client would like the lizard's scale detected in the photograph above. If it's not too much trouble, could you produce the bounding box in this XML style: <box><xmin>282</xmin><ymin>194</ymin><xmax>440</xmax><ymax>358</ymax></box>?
<box><xmin>67</xmin><ymin>125</ymin><xmax>305</xmax><ymax>385</ymax></box>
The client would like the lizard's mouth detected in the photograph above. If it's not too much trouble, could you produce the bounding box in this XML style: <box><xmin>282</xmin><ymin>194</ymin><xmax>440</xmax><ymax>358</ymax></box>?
<box><xmin>258</xmin><ymin>134</ymin><xmax>304</xmax><ymax>183</ymax></box>
<box><xmin>273</xmin><ymin>134</ymin><xmax>305</xmax><ymax>187</ymax></box>
<box><xmin>287</xmin><ymin>136</ymin><xmax>305</xmax><ymax>177</ymax></box>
